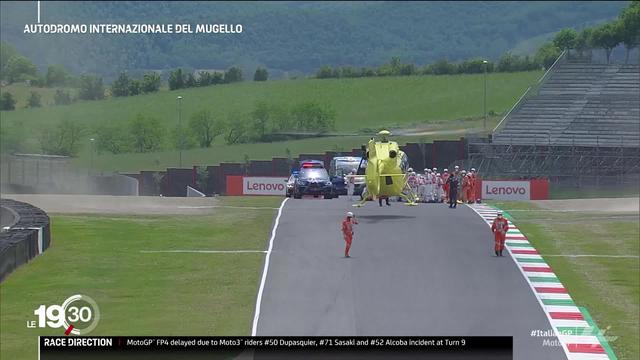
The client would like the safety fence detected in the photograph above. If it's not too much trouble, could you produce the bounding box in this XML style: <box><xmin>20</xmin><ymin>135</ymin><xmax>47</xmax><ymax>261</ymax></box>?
<box><xmin>0</xmin><ymin>198</ymin><xmax>51</xmax><ymax>282</ymax></box>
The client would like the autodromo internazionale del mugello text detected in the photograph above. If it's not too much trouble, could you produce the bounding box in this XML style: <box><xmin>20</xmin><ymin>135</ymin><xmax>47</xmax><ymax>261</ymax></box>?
<box><xmin>23</xmin><ymin>23</ymin><xmax>243</xmax><ymax>34</ymax></box>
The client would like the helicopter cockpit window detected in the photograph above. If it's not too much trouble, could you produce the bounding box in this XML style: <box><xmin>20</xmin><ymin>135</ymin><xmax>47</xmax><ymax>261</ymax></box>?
<box><xmin>400</xmin><ymin>154</ymin><xmax>409</xmax><ymax>172</ymax></box>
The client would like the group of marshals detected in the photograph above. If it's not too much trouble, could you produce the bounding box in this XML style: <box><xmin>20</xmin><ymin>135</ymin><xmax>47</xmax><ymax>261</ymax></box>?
<box><xmin>406</xmin><ymin>166</ymin><xmax>480</xmax><ymax>205</ymax></box>
<box><xmin>340</xmin><ymin>210</ymin><xmax>509</xmax><ymax>258</ymax></box>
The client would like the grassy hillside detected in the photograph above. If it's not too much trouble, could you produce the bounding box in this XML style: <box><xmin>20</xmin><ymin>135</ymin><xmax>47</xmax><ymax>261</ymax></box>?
<box><xmin>0</xmin><ymin>83</ymin><xmax>77</xmax><ymax>109</ymax></box>
<box><xmin>74</xmin><ymin>126</ymin><xmax>501</xmax><ymax>173</ymax></box>
<box><xmin>0</xmin><ymin>2</ymin><xmax>625</xmax><ymax>77</ymax></box>
<box><xmin>2</xmin><ymin>71</ymin><xmax>541</xmax><ymax>156</ymax></box>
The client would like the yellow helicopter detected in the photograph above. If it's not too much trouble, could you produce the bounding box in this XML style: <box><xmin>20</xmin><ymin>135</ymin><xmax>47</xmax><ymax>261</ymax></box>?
<box><xmin>353</xmin><ymin>130</ymin><xmax>418</xmax><ymax>207</ymax></box>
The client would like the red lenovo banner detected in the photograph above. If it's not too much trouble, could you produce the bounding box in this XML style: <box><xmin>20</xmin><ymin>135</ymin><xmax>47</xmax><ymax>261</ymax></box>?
<box><xmin>226</xmin><ymin>176</ymin><xmax>287</xmax><ymax>196</ymax></box>
<box><xmin>478</xmin><ymin>179</ymin><xmax>549</xmax><ymax>200</ymax></box>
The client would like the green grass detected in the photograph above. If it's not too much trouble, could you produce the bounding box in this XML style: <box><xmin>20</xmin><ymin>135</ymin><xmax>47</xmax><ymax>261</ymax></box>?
<box><xmin>0</xmin><ymin>83</ymin><xmax>77</xmax><ymax>109</ymax></box>
<box><xmin>1</xmin><ymin>71</ymin><xmax>541</xmax><ymax>153</ymax></box>
<box><xmin>550</xmin><ymin>186</ymin><xmax>640</xmax><ymax>200</ymax></box>
<box><xmin>490</xmin><ymin>201</ymin><xmax>639</xmax><ymax>360</ymax></box>
<box><xmin>0</xmin><ymin>196</ymin><xmax>282</xmax><ymax>360</ymax></box>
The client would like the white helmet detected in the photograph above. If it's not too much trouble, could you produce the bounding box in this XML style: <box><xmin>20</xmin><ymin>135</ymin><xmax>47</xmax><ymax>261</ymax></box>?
<box><xmin>424</xmin><ymin>168</ymin><xmax>429</xmax><ymax>172</ymax></box>
<box><xmin>454</xmin><ymin>165</ymin><xmax>460</xmax><ymax>169</ymax></box>
<box><xmin>432</xmin><ymin>167</ymin><xmax>437</xmax><ymax>171</ymax></box>
<box><xmin>444</xmin><ymin>168</ymin><xmax>448</xmax><ymax>172</ymax></box>
<box><xmin>436</xmin><ymin>173</ymin><xmax>441</xmax><ymax>176</ymax></box>
<box><xmin>471</xmin><ymin>168</ymin><xmax>476</xmax><ymax>172</ymax></box>
<box><xmin>347</xmin><ymin>211</ymin><xmax>354</xmax><ymax>217</ymax></box>
<box><xmin>408</xmin><ymin>167</ymin><xmax>413</xmax><ymax>172</ymax></box>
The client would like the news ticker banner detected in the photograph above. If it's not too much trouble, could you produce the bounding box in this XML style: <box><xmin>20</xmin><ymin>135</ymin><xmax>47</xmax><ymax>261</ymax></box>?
<box><xmin>41</xmin><ymin>336</ymin><xmax>513</xmax><ymax>359</ymax></box>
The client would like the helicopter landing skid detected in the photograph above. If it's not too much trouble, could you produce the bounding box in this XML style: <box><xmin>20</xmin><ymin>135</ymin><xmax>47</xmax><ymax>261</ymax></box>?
<box><xmin>398</xmin><ymin>192</ymin><xmax>418</xmax><ymax>206</ymax></box>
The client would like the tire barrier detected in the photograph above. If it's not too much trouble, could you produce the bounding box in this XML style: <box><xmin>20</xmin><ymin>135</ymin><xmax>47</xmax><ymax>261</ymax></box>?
<box><xmin>0</xmin><ymin>199</ymin><xmax>51</xmax><ymax>282</ymax></box>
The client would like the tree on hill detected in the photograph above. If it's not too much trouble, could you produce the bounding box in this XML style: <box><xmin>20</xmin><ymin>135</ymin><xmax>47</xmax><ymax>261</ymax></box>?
<box><xmin>111</xmin><ymin>72</ymin><xmax>130</xmax><ymax>97</ymax></box>
<box><xmin>619</xmin><ymin>3</ymin><xmax>640</xmax><ymax>63</ymax></box>
<box><xmin>197</xmin><ymin>71</ymin><xmax>212</xmax><ymax>86</ymax></box>
<box><xmin>53</xmin><ymin>89</ymin><xmax>73</xmax><ymax>105</ymax></box>
<box><xmin>196</xmin><ymin>71</ymin><xmax>224</xmax><ymax>86</ymax></box>
<box><xmin>5</xmin><ymin>55</ymin><xmax>38</xmax><ymax>83</ymax></box>
<box><xmin>316</xmin><ymin>65</ymin><xmax>333</xmax><ymax>78</ymax></box>
<box><xmin>591</xmin><ymin>21</ymin><xmax>623</xmax><ymax>63</ymax></box>
<box><xmin>428</xmin><ymin>59</ymin><xmax>457</xmax><ymax>75</ymax></box>
<box><xmin>0</xmin><ymin>41</ymin><xmax>19</xmax><ymax>81</ymax></box>
<box><xmin>291</xmin><ymin>101</ymin><xmax>335</xmax><ymax>133</ymax></box>
<box><xmin>249</xmin><ymin>101</ymin><xmax>271</xmax><ymax>141</ymax></box>
<box><xmin>189</xmin><ymin>109</ymin><xmax>225</xmax><ymax>147</ymax></box>
<box><xmin>141</xmin><ymin>72</ymin><xmax>162</xmax><ymax>93</ymax></box>
<box><xmin>0</xmin><ymin>92</ymin><xmax>16</xmax><ymax>110</ymax></box>
<box><xmin>93</xmin><ymin>123</ymin><xmax>130</xmax><ymax>154</ymax></box>
<box><xmin>171</xmin><ymin>123</ymin><xmax>196</xmax><ymax>150</ymax></box>
<box><xmin>457</xmin><ymin>59</ymin><xmax>493</xmax><ymax>74</ymax></box>
<box><xmin>168</xmin><ymin>68</ymin><xmax>185</xmax><ymax>90</ymax></box>
<box><xmin>211</xmin><ymin>72</ymin><xmax>224</xmax><ymax>85</ymax></box>
<box><xmin>224</xmin><ymin>66</ymin><xmax>243</xmax><ymax>83</ymax></box>
<box><xmin>78</xmin><ymin>74</ymin><xmax>105</xmax><ymax>100</ymax></box>
<box><xmin>553</xmin><ymin>28</ymin><xmax>578</xmax><ymax>52</ymax></box>
<box><xmin>224</xmin><ymin>111</ymin><xmax>248</xmax><ymax>144</ymax></box>
<box><xmin>45</xmin><ymin>65</ymin><xmax>69</xmax><ymax>87</ymax></box>
<box><xmin>574</xmin><ymin>28</ymin><xmax>594</xmax><ymax>58</ymax></box>
<box><xmin>39</xmin><ymin>119</ymin><xmax>85</xmax><ymax>156</ymax></box>
<box><xmin>129</xmin><ymin>114</ymin><xmax>165</xmax><ymax>153</ymax></box>
<box><xmin>254</xmin><ymin>67</ymin><xmax>268</xmax><ymax>81</ymax></box>
<box><xmin>129</xmin><ymin>79</ymin><xmax>141</xmax><ymax>96</ymax></box>
<box><xmin>27</xmin><ymin>91</ymin><xmax>41</xmax><ymax>108</ymax></box>
<box><xmin>185</xmin><ymin>72</ymin><xmax>197</xmax><ymax>88</ymax></box>
<box><xmin>534</xmin><ymin>42</ymin><xmax>561</xmax><ymax>68</ymax></box>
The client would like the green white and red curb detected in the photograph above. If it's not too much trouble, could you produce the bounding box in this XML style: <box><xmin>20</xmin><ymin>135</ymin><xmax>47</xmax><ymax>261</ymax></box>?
<box><xmin>469</xmin><ymin>203</ymin><xmax>617</xmax><ymax>360</ymax></box>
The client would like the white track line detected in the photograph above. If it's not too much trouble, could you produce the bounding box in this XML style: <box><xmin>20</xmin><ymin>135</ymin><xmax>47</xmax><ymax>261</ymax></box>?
<box><xmin>251</xmin><ymin>197</ymin><xmax>288</xmax><ymax>336</ymax></box>
<box><xmin>178</xmin><ymin>205</ymin><xmax>279</xmax><ymax>210</ymax></box>
<box><xmin>140</xmin><ymin>250</ymin><xmax>266</xmax><ymax>254</ymax></box>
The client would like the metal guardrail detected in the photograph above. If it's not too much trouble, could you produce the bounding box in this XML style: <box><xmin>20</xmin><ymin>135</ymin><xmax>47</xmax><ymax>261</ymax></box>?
<box><xmin>492</xmin><ymin>50</ymin><xmax>568</xmax><ymax>135</ymax></box>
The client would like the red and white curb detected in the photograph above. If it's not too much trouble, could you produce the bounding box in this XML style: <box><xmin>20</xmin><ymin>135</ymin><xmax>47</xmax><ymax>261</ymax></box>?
<box><xmin>469</xmin><ymin>204</ymin><xmax>616</xmax><ymax>360</ymax></box>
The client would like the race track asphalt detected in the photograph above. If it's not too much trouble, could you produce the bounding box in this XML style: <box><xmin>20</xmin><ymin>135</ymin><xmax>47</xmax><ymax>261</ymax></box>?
<box><xmin>256</xmin><ymin>197</ymin><xmax>566</xmax><ymax>359</ymax></box>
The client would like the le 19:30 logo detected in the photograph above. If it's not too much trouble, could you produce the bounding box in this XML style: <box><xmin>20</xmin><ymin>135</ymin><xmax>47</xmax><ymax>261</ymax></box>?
<box><xmin>29</xmin><ymin>294</ymin><xmax>100</xmax><ymax>335</ymax></box>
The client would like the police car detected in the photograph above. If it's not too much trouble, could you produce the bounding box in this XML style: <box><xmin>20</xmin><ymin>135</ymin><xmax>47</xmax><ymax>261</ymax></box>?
<box><xmin>285</xmin><ymin>171</ymin><xmax>298</xmax><ymax>198</ymax></box>
<box><xmin>293</xmin><ymin>161</ymin><xmax>335</xmax><ymax>199</ymax></box>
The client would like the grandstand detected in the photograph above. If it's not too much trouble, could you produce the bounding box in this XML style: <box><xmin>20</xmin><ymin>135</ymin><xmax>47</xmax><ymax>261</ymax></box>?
<box><xmin>468</xmin><ymin>50</ymin><xmax>640</xmax><ymax>186</ymax></box>
<box><xmin>492</xmin><ymin>60</ymin><xmax>639</xmax><ymax>147</ymax></box>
